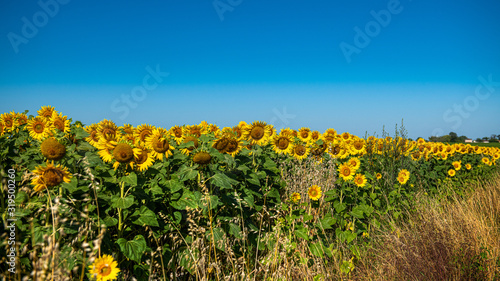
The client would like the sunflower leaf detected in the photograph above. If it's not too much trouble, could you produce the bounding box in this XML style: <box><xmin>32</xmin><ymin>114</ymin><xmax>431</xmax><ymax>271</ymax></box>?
<box><xmin>116</xmin><ymin>235</ymin><xmax>147</xmax><ymax>263</ymax></box>
<box><xmin>211</xmin><ymin>173</ymin><xmax>239</xmax><ymax>190</ymax></box>
<box><xmin>123</xmin><ymin>172</ymin><xmax>137</xmax><ymax>186</ymax></box>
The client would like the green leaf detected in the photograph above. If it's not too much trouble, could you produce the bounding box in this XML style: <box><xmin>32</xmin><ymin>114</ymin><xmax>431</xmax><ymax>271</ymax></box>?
<box><xmin>61</xmin><ymin>178</ymin><xmax>78</xmax><ymax>193</ymax></box>
<box><xmin>179</xmin><ymin>248</ymin><xmax>199</xmax><ymax>274</ymax></box>
<box><xmin>319</xmin><ymin>215</ymin><xmax>337</xmax><ymax>230</ymax></box>
<box><xmin>103</xmin><ymin>216</ymin><xmax>118</xmax><ymax>227</ymax></box>
<box><xmin>211</xmin><ymin>173</ymin><xmax>239</xmax><ymax>190</ymax></box>
<box><xmin>350</xmin><ymin>205</ymin><xmax>365</xmax><ymax>219</ymax></box>
<box><xmin>333</xmin><ymin>201</ymin><xmax>346</xmax><ymax>213</ymax></box>
<box><xmin>74</xmin><ymin>127</ymin><xmax>90</xmax><ymax>139</ymax></box>
<box><xmin>116</xmin><ymin>235</ymin><xmax>147</xmax><ymax>263</ymax></box>
<box><xmin>133</xmin><ymin>206</ymin><xmax>159</xmax><ymax>227</ymax></box>
<box><xmin>123</xmin><ymin>172</ymin><xmax>138</xmax><ymax>186</ymax></box>
<box><xmin>229</xmin><ymin>223</ymin><xmax>243</xmax><ymax>239</ymax></box>
<box><xmin>165</xmin><ymin>178</ymin><xmax>184</xmax><ymax>193</ymax></box>
<box><xmin>170</xmin><ymin>190</ymin><xmax>198</xmax><ymax>210</ymax></box>
<box><xmin>206</xmin><ymin>227</ymin><xmax>226</xmax><ymax>251</ymax></box>
<box><xmin>247</xmin><ymin>174</ymin><xmax>260</xmax><ymax>186</ymax></box>
<box><xmin>111</xmin><ymin>195</ymin><xmax>135</xmax><ymax>209</ymax></box>
<box><xmin>309</xmin><ymin>242</ymin><xmax>324</xmax><ymax>258</ymax></box>
<box><xmin>178</xmin><ymin>166</ymin><xmax>198</xmax><ymax>181</ymax></box>
<box><xmin>294</xmin><ymin>225</ymin><xmax>310</xmax><ymax>241</ymax></box>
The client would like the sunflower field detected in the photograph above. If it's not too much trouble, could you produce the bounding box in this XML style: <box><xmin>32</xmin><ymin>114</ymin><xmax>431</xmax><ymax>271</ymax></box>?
<box><xmin>1</xmin><ymin>106</ymin><xmax>499</xmax><ymax>280</ymax></box>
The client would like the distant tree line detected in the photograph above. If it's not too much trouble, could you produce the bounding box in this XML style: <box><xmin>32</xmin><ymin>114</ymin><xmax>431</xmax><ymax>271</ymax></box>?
<box><xmin>428</xmin><ymin>132</ymin><xmax>500</xmax><ymax>143</ymax></box>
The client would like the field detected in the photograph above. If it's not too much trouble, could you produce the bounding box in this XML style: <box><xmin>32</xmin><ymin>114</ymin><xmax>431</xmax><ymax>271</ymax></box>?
<box><xmin>1</xmin><ymin>107</ymin><xmax>500</xmax><ymax>280</ymax></box>
<box><xmin>445</xmin><ymin>142</ymin><xmax>500</xmax><ymax>148</ymax></box>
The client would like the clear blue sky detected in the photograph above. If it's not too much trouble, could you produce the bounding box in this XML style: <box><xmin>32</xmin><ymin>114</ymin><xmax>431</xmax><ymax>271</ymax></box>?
<box><xmin>1</xmin><ymin>0</ymin><xmax>499</xmax><ymax>140</ymax></box>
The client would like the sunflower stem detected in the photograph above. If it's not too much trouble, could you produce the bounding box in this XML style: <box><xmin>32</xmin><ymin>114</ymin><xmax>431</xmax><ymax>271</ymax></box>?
<box><xmin>118</xmin><ymin>177</ymin><xmax>125</xmax><ymax>235</ymax></box>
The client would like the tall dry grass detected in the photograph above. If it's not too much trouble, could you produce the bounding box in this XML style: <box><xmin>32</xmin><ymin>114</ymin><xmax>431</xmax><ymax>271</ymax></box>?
<box><xmin>355</xmin><ymin>174</ymin><xmax>500</xmax><ymax>280</ymax></box>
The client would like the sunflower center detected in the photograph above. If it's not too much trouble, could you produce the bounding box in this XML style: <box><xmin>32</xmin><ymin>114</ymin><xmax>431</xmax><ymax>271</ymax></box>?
<box><xmin>102</xmin><ymin>128</ymin><xmax>116</xmax><ymax>141</ymax></box>
<box><xmin>99</xmin><ymin>264</ymin><xmax>111</xmax><ymax>276</ymax></box>
<box><xmin>250</xmin><ymin>126</ymin><xmax>265</xmax><ymax>140</ymax></box>
<box><xmin>277</xmin><ymin>138</ymin><xmax>289</xmax><ymax>150</ymax></box>
<box><xmin>342</xmin><ymin>168</ymin><xmax>351</xmax><ymax>177</ymax></box>
<box><xmin>54</xmin><ymin>120</ymin><xmax>64</xmax><ymax>131</ymax></box>
<box><xmin>135</xmin><ymin>151</ymin><xmax>148</xmax><ymax>164</ymax></box>
<box><xmin>301</xmin><ymin>132</ymin><xmax>308</xmax><ymax>138</ymax></box>
<box><xmin>215</xmin><ymin>138</ymin><xmax>229</xmax><ymax>151</ymax></box>
<box><xmin>152</xmin><ymin>138</ymin><xmax>169</xmax><ymax>153</ymax></box>
<box><xmin>113</xmin><ymin>143</ymin><xmax>134</xmax><ymax>163</ymax></box>
<box><xmin>43</xmin><ymin>169</ymin><xmax>64</xmax><ymax>187</ymax></box>
<box><xmin>294</xmin><ymin>145</ymin><xmax>306</xmax><ymax>156</ymax></box>
<box><xmin>354</xmin><ymin>141</ymin><xmax>363</xmax><ymax>150</ymax></box>
<box><xmin>41</xmin><ymin>138</ymin><xmax>66</xmax><ymax>160</ymax></box>
<box><xmin>310</xmin><ymin>190</ymin><xmax>318</xmax><ymax>197</ymax></box>
<box><xmin>226</xmin><ymin>139</ymin><xmax>239</xmax><ymax>153</ymax></box>
<box><xmin>34</xmin><ymin>123</ymin><xmax>45</xmax><ymax>133</ymax></box>
<box><xmin>173</xmin><ymin>129</ymin><xmax>182</xmax><ymax>138</ymax></box>
<box><xmin>193</xmin><ymin>152</ymin><xmax>211</xmax><ymax>165</ymax></box>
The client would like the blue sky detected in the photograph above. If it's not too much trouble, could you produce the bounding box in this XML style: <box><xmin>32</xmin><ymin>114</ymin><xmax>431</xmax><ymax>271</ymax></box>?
<box><xmin>1</xmin><ymin>0</ymin><xmax>499</xmax><ymax>140</ymax></box>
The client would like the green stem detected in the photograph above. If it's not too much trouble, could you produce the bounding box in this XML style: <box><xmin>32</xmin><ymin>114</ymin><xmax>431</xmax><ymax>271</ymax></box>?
<box><xmin>118</xmin><ymin>181</ymin><xmax>125</xmax><ymax>235</ymax></box>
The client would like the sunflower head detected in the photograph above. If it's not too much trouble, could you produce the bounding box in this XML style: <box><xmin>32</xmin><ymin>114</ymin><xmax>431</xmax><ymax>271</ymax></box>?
<box><xmin>290</xmin><ymin>192</ymin><xmax>301</xmax><ymax>203</ymax></box>
<box><xmin>376</xmin><ymin>173</ymin><xmax>382</xmax><ymax>180</ymax></box>
<box><xmin>40</xmin><ymin>137</ymin><xmax>66</xmax><ymax>161</ymax></box>
<box><xmin>308</xmin><ymin>185</ymin><xmax>322</xmax><ymax>201</ymax></box>
<box><xmin>338</xmin><ymin>163</ymin><xmax>354</xmax><ymax>181</ymax></box>
<box><xmin>37</xmin><ymin>106</ymin><xmax>56</xmax><ymax>119</ymax></box>
<box><xmin>354</xmin><ymin>174</ymin><xmax>367</xmax><ymax>187</ymax></box>
<box><xmin>89</xmin><ymin>254</ymin><xmax>120</xmax><ymax>281</ymax></box>
<box><xmin>448</xmin><ymin>169</ymin><xmax>456</xmax><ymax>177</ymax></box>
<box><xmin>31</xmin><ymin>162</ymin><xmax>72</xmax><ymax>192</ymax></box>
<box><xmin>465</xmin><ymin>163</ymin><xmax>472</xmax><ymax>170</ymax></box>
<box><xmin>113</xmin><ymin>143</ymin><xmax>135</xmax><ymax>163</ymax></box>
<box><xmin>192</xmin><ymin>151</ymin><xmax>212</xmax><ymax>165</ymax></box>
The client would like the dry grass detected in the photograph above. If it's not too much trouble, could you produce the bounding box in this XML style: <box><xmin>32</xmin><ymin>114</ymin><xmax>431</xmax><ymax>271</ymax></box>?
<box><xmin>355</xmin><ymin>174</ymin><xmax>500</xmax><ymax>281</ymax></box>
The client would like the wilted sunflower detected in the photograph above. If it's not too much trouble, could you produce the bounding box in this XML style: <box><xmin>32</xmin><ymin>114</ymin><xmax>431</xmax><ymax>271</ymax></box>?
<box><xmin>145</xmin><ymin>128</ymin><xmax>174</xmax><ymax>161</ymax></box>
<box><xmin>40</xmin><ymin>137</ymin><xmax>66</xmax><ymax>161</ymax></box>
<box><xmin>50</xmin><ymin>111</ymin><xmax>70</xmax><ymax>134</ymax></box>
<box><xmin>353</xmin><ymin>174</ymin><xmax>367</xmax><ymax>187</ymax></box>
<box><xmin>27</xmin><ymin>116</ymin><xmax>52</xmax><ymax>140</ymax></box>
<box><xmin>448</xmin><ymin>169</ymin><xmax>456</xmax><ymax>177</ymax></box>
<box><xmin>89</xmin><ymin>254</ymin><xmax>120</xmax><ymax>281</ymax></box>
<box><xmin>192</xmin><ymin>150</ymin><xmax>212</xmax><ymax>166</ymax></box>
<box><xmin>243</xmin><ymin>121</ymin><xmax>272</xmax><ymax>146</ymax></box>
<box><xmin>271</xmin><ymin>132</ymin><xmax>294</xmax><ymax>155</ymax></box>
<box><xmin>308</xmin><ymin>185</ymin><xmax>322</xmax><ymax>201</ymax></box>
<box><xmin>290</xmin><ymin>192</ymin><xmax>301</xmax><ymax>203</ymax></box>
<box><xmin>338</xmin><ymin>163</ymin><xmax>354</xmax><ymax>181</ymax></box>
<box><xmin>292</xmin><ymin>142</ymin><xmax>309</xmax><ymax>160</ymax></box>
<box><xmin>31</xmin><ymin>161</ymin><xmax>72</xmax><ymax>192</ymax></box>
<box><xmin>37</xmin><ymin>106</ymin><xmax>56</xmax><ymax>119</ymax></box>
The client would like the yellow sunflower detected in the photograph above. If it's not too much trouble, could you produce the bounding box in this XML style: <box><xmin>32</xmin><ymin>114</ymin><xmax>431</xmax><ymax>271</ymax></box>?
<box><xmin>347</xmin><ymin>157</ymin><xmax>361</xmax><ymax>171</ymax></box>
<box><xmin>31</xmin><ymin>161</ymin><xmax>72</xmax><ymax>192</ymax></box>
<box><xmin>40</xmin><ymin>137</ymin><xmax>66</xmax><ymax>161</ymax></box>
<box><xmin>448</xmin><ymin>169</ymin><xmax>456</xmax><ymax>177</ymax></box>
<box><xmin>290</xmin><ymin>192</ymin><xmax>301</xmax><ymax>203</ymax></box>
<box><xmin>0</xmin><ymin>112</ymin><xmax>16</xmax><ymax>132</ymax></box>
<box><xmin>397</xmin><ymin>175</ymin><xmax>408</xmax><ymax>185</ymax></box>
<box><xmin>242</xmin><ymin>121</ymin><xmax>272</xmax><ymax>146</ymax></box>
<box><xmin>297</xmin><ymin>127</ymin><xmax>312</xmax><ymax>142</ymax></box>
<box><xmin>481</xmin><ymin>157</ymin><xmax>490</xmax><ymax>165</ymax></box>
<box><xmin>0</xmin><ymin>121</ymin><xmax>5</xmax><ymax>136</ymax></box>
<box><xmin>145</xmin><ymin>128</ymin><xmax>174</xmax><ymax>161</ymax></box>
<box><xmin>50</xmin><ymin>111</ymin><xmax>70</xmax><ymax>134</ymax></box>
<box><xmin>350</xmin><ymin>138</ymin><xmax>366</xmax><ymax>155</ymax></box>
<box><xmin>27</xmin><ymin>116</ymin><xmax>52</xmax><ymax>140</ymax></box>
<box><xmin>15</xmin><ymin>112</ymin><xmax>28</xmax><ymax>127</ymax></box>
<box><xmin>37</xmin><ymin>106</ymin><xmax>56</xmax><ymax>120</ymax></box>
<box><xmin>180</xmin><ymin>135</ymin><xmax>200</xmax><ymax>155</ymax></box>
<box><xmin>111</xmin><ymin>141</ymin><xmax>142</xmax><ymax>170</ymax></box>
<box><xmin>452</xmin><ymin>160</ymin><xmax>461</xmax><ymax>170</ymax></box>
<box><xmin>119</xmin><ymin>124</ymin><xmax>136</xmax><ymax>144</ymax></box>
<box><xmin>97</xmin><ymin>119</ymin><xmax>119</xmax><ymax>142</ymax></box>
<box><xmin>169</xmin><ymin>125</ymin><xmax>184</xmax><ymax>144</ymax></box>
<box><xmin>338</xmin><ymin>162</ymin><xmax>354</xmax><ymax>181</ymax></box>
<box><xmin>183</xmin><ymin>124</ymin><xmax>206</xmax><ymax>138</ymax></box>
<box><xmin>84</xmin><ymin>124</ymin><xmax>100</xmax><ymax>147</ymax></box>
<box><xmin>89</xmin><ymin>254</ymin><xmax>120</xmax><ymax>281</ymax></box>
<box><xmin>376</xmin><ymin>173</ymin><xmax>382</xmax><ymax>180</ymax></box>
<box><xmin>465</xmin><ymin>163</ymin><xmax>472</xmax><ymax>170</ymax></box>
<box><xmin>308</xmin><ymin>185</ymin><xmax>322</xmax><ymax>201</ymax></box>
<box><xmin>134</xmin><ymin>124</ymin><xmax>155</xmax><ymax>144</ymax></box>
<box><xmin>133</xmin><ymin>146</ymin><xmax>154</xmax><ymax>172</ymax></box>
<box><xmin>353</xmin><ymin>174</ymin><xmax>367</xmax><ymax>187</ymax></box>
<box><xmin>292</xmin><ymin>142</ymin><xmax>309</xmax><ymax>160</ymax></box>
<box><xmin>310</xmin><ymin>130</ymin><xmax>321</xmax><ymax>142</ymax></box>
<box><xmin>271</xmin><ymin>131</ymin><xmax>294</xmax><ymax>155</ymax></box>
<box><xmin>398</xmin><ymin>169</ymin><xmax>410</xmax><ymax>181</ymax></box>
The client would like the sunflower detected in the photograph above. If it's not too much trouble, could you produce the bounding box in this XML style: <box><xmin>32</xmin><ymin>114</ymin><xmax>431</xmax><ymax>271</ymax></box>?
<box><xmin>341</xmin><ymin>132</ymin><xmax>351</xmax><ymax>142</ymax></box>
<box><xmin>0</xmin><ymin>112</ymin><xmax>16</xmax><ymax>132</ymax></box>
<box><xmin>134</xmin><ymin>124</ymin><xmax>155</xmax><ymax>144</ymax></box>
<box><xmin>353</xmin><ymin>174</ymin><xmax>367</xmax><ymax>187</ymax></box>
<box><xmin>120</xmin><ymin>124</ymin><xmax>136</xmax><ymax>144</ymax></box>
<box><xmin>207</xmin><ymin>123</ymin><xmax>220</xmax><ymax>135</ymax></box>
<box><xmin>31</xmin><ymin>161</ymin><xmax>72</xmax><ymax>192</ymax></box>
<box><xmin>0</xmin><ymin>121</ymin><xmax>4</xmax><ymax>137</ymax></box>
<box><xmin>180</xmin><ymin>135</ymin><xmax>199</xmax><ymax>155</ymax></box>
<box><xmin>292</xmin><ymin>142</ymin><xmax>309</xmax><ymax>160</ymax></box>
<box><xmin>15</xmin><ymin>112</ymin><xmax>28</xmax><ymax>127</ymax></box>
<box><xmin>290</xmin><ymin>192</ymin><xmax>301</xmax><ymax>203</ymax></box>
<box><xmin>242</xmin><ymin>121</ymin><xmax>272</xmax><ymax>146</ymax></box>
<box><xmin>40</xmin><ymin>137</ymin><xmax>66</xmax><ymax>161</ymax></box>
<box><xmin>376</xmin><ymin>173</ymin><xmax>382</xmax><ymax>180</ymax></box>
<box><xmin>271</xmin><ymin>132</ymin><xmax>294</xmax><ymax>155</ymax></box>
<box><xmin>183</xmin><ymin>124</ymin><xmax>206</xmax><ymax>138</ymax></box>
<box><xmin>97</xmin><ymin>120</ymin><xmax>119</xmax><ymax>142</ymax></box>
<box><xmin>169</xmin><ymin>125</ymin><xmax>184</xmax><ymax>144</ymax></box>
<box><xmin>89</xmin><ymin>254</ymin><xmax>120</xmax><ymax>281</ymax></box>
<box><xmin>50</xmin><ymin>111</ymin><xmax>70</xmax><ymax>134</ymax></box>
<box><xmin>448</xmin><ymin>169</ymin><xmax>456</xmax><ymax>177</ymax></box>
<box><xmin>213</xmin><ymin>135</ymin><xmax>242</xmax><ymax>157</ymax></box>
<box><xmin>452</xmin><ymin>160</ymin><xmax>461</xmax><ymax>170</ymax></box>
<box><xmin>411</xmin><ymin>151</ymin><xmax>422</xmax><ymax>161</ymax></box>
<box><xmin>37</xmin><ymin>106</ymin><xmax>56</xmax><ymax>119</ymax></box>
<box><xmin>398</xmin><ymin>169</ymin><xmax>410</xmax><ymax>181</ymax></box>
<box><xmin>84</xmin><ymin>124</ymin><xmax>100</xmax><ymax>147</ymax></box>
<box><xmin>27</xmin><ymin>116</ymin><xmax>52</xmax><ymax>140</ymax></box>
<box><xmin>192</xmin><ymin>150</ymin><xmax>212</xmax><ymax>166</ymax></box>
<box><xmin>338</xmin><ymin>162</ymin><xmax>354</xmax><ymax>181</ymax></box>
<box><xmin>231</xmin><ymin>125</ymin><xmax>245</xmax><ymax>140</ymax></box>
<box><xmin>397</xmin><ymin>175</ymin><xmax>408</xmax><ymax>185</ymax></box>
<box><xmin>481</xmin><ymin>157</ymin><xmax>490</xmax><ymax>165</ymax></box>
<box><xmin>297</xmin><ymin>127</ymin><xmax>312</xmax><ymax>142</ymax></box>
<box><xmin>133</xmin><ymin>146</ymin><xmax>154</xmax><ymax>172</ymax></box>
<box><xmin>145</xmin><ymin>128</ymin><xmax>174</xmax><ymax>161</ymax></box>
<box><xmin>347</xmin><ymin>157</ymin><xmax>361</xmax><ymax>171</ymax></box>
<box><xmin>350</xmin><ymin>138</ymin><xmax>366</xmax><ymax>155</ymax></box>
<box><xmin>465</xmin><ymin>163</ymin><xmax>472</xmax><ymax>170</ymax></box>
<box><xmin>308</xmin><ymin>185</ymin><xmax>322</xmax><ymax>201</ymax></box>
